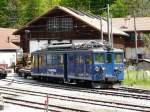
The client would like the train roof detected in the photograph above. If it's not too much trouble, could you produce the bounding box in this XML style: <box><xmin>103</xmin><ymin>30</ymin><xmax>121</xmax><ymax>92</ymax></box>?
<box><xmin>32</xmin><ymin>48</ymin><xmax>103</xmax><ymax>53</ymax></box>
<box><xmin>32</xmin><ymin>41</ymin><xmax>124</xmax><ymax>54</ymax></box>
<box><xmin>32</xmin><ymin>47</ymin><xmax>123</xmax><ymax>54</ymax></box>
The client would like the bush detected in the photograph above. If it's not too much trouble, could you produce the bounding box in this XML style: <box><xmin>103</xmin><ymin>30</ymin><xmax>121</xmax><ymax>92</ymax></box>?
<box><xmin>123</xmin><ymin>69</ymin><xmax>150</xmax><ymax>89</ymax></box>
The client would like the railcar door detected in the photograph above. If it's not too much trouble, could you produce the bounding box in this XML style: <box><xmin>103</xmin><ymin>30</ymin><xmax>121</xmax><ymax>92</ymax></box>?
<box><xmin>93</xmin><ymin>52</ymin><xmax>105</xmax><ymax>81</ymax></box>
<box><xmin>84</xmin><ymin>53</ymin><xmax>93</xmax><ymax>80</ymax></box>
<box><xmin>64</xmin><ymin>54</ymin><xmax>68</xmax><ymax>82</ymax></box>
<box><xmin>67</xmin><ymin>53</ymin><xmax>85</xmax><ymax>79</ymax></box>
<box><xmin>105</xmin><ymin>52</ymin><xmax>113</xmax><ymax>77</ymax></box>
<box><xmin>74</xmin><ymin>54</ymin><xmax>85</xmax><ymax>78</ymax></box>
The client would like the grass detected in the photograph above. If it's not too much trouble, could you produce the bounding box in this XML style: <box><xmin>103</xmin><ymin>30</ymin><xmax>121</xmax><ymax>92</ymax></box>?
<box><xmin>123</xmin><ymin>70</ymin><xmax>150</xmax><ymax>89</ymax></box>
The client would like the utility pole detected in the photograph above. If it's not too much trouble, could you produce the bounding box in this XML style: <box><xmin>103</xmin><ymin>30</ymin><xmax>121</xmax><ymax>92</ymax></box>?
<box><xmin>133</xmin><ymin>10</ymin><xmax>138</xmax><ymax>63</ymax></box>
<box><xmin>110</xmin><ymin>14</ymin><xmax>113</xmax><ymax>48</ymax></box>
<box><xmin>100</xmin><ymin>16</ymin><xmax>103</xmax><ymax>43</ymax></box>
<box><xmin>107</xmin><ymin>4</ymin><xmax>110</xmax><ymax>46</ymax></box>
<box><xmin>88</xmin><ymin>1</ymin><xmax>91</xmax><ymax>12</ymax></box>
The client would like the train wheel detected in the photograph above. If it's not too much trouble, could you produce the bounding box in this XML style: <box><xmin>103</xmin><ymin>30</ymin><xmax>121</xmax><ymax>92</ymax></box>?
<box><xmin>3</xmin><ymin>74</ymin><xmax>7</xmax><ymax>79</ymax></box>
<box><xmin>91</xmin><ymin>82</ymin><xmax>113</xmax><ymax>89</ymax></box>
<box><xmin>24</xmin><ymin>74</ymin><xmax>27</xmax><ymax>79</ymax></box>
<box><xmin>19</xmin><ymin>72</ymin><xmax>23</xmax><ymax>77</ymax></box>
<box><xmin>91</xmin><ymin>82</ymin><xmax>101</xmax><ymax>89</ymax></box>
<box><xmin>0</xmin><ymin>73</ymin><xmax>2</xmax><ymax>79</ymax></box>
<box><xmin>32</xmin><ymin>76</ymin><xmax>37</xmax><ymax>80</ymax></box>
<box><xmin>38</xmin><ymin>76</ymin><xmax>42</xmax><ymax>81</ymax></box>
<box><xmin>107</xmin><ymin>84</ymin><xmax>113</xmax><ymax>89</ymax></box>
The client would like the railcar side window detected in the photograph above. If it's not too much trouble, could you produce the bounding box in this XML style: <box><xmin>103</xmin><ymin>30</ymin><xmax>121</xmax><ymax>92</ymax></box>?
<box><xmin>74</xmin><ymin>55</ymin><xmax>79</xmax><ymax>64</ymax></box>
<box><xmin>74</xmin><ymin>55</ymin><xmax>84</xmax><ymax>64</ymax></box>
<box><xmin>115</xmin><ymin>53</ymin><xmax>122</xmax><ymax>63</ymax></box>
<box><xmin>95</xmin><ymin>53</ymin><xmax>104</xmax><ymax>64</ymax></box>
<box><xmin>47</xmin><ymin>54</ymin><xmax>52</xmax><ymax>66</ymax></box>
<box><xmin>68</xmin><ymin>54</ymin><xmax>74</xmax><ymax>64</ymax></box>
<box><xmin>107</xmin><ymin>53</ymin><xmax>112</xmax><ymax>63</ymax></box>
<box><xmin>85</xmin><ymin>54</ymin><xmax>92</xmax><ymax>64</ymax></box>
<box><xmin>44</xmin><ymin>54</ymin><xmax>47</xmax><ymax>64</ymax></box>
<box><xmin>58</xmin><ymin>55</ymin><xmax>64</xmax><ymax>66</ymax></box>
<box><xmin>52</xmin><ymin>55</ymin><xmax>59</xmax><ymax>65</ymax></box>
<box><xmin>79</xmin><ymin>56</ymin><xmax>84</xmax><ymax>64</ymax></box>
<box><xmin>47</xmin><ymin>54</ymin><xmax>63</xmax><ymax>66</ymax></box>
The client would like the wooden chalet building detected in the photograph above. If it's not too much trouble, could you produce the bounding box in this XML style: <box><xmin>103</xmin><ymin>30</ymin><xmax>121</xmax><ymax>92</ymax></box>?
<box><xmin>13</xmin><ymin>6</ymin><xmax>128</xmax><ymax>55</ymax></box>
<box><xmin>113</xmin><ymin>17</ymin><xmax>150</xmax><ymax>59</ymax></box>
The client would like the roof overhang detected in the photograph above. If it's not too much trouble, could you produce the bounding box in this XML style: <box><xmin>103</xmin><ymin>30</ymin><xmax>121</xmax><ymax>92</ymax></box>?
<box><xmin>13</xmin><ymin>6</ymin><xmax>128</xmax><ymax>37</ymax></box>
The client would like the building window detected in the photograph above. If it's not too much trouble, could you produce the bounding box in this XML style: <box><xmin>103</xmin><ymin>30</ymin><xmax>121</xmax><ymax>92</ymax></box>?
<box><xmin>47</xmin><ymin>17</ymin><xmax>73</xmax><ymax>32</ymax></box>
<box><xmin>61</xmin><ymin>18</ymin><xmax>73</xmax><ymax>31</ymax></box>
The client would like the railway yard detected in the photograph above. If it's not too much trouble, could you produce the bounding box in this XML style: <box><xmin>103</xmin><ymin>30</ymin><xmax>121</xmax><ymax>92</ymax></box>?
<box><xmin>0</xmin><ymin>73</ymin><xmax>149</xmax><ymax>112</ymax></box>
<box><xmin>1</xmin><ymin>0</ymin><xmax>150</xmax><ymax>112</ymax></box>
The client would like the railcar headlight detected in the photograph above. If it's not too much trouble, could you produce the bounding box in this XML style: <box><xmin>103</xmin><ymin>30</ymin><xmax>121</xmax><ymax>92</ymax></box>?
<box><xmin>102</xmin><ymin>67</ymin><xmax>105</xmax><ymax>71</ymax></box>
<box><xmin>95</xmin><ymin>66</ymin><xmax>100</xmax><ymax>72</ymax></box>
<box><xmin>115</xmin><ymin>67</ymin><xmax>123</xmax><ymax>71</ymax></box>
<box><xmin>114</xmin><ymin>67</ymin><xmax>118</xmax><ymax>70</ymax></box>
<box><xmin>119</xmin><ymin>67</ymin><xmax>123</xmax><ymax>71</ymax></box>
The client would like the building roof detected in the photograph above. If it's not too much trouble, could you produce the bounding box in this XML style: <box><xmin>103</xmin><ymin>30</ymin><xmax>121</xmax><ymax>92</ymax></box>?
<box><xmin>13</xmin><ymin>6</ymin><xmax>128</xmax><ymax>36</ymax></box>
<box><xmin>0</xmin><ymin>28</ymin><xmax>19</xmax><ymax>50</ymax></box>
<box><xmin>112</xmin><ymin>17</ymin><xmax>150</xmax><ymax>32</ymax></box>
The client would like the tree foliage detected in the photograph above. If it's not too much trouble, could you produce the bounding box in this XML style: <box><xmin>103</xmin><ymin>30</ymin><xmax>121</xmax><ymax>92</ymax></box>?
<box><xmin>109</xmin><ymin>0</ymin><xmax>128</xmax><ymax>17</ymax></box>
<box><xmin>60</xmin><ymin>0</ymin><xmax>115</xmax><ymax>14</ymax></box>
<box><xmin>0</xmin><ymin>0</ymin><xmax>150</xmax><ymax>28</ymax></box>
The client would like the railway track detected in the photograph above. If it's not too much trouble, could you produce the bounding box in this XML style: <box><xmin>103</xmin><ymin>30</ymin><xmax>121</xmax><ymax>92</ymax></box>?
<box><xmin>115</xmin><ymin>86</ymin><xmax>150</xmax><ymax>94</ymax></box>
<box><xmin>0</xmin><ymin>81</ymin><xmax>150</xmax><ymax>111</ymax></box>
<box><xmin>2</xmin><ymin>78</ymin><xmax>150</xmax><ymax>101</ymax></box>
<box><xmin>0</xmin><ymin>88</ymin><xmax>90</xmax><ymax>112</ymax></box>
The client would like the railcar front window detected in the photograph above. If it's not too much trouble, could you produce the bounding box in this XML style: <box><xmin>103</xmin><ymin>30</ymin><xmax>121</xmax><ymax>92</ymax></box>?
<box><xmin>34</xmin><ymin>55</ymin><xmax>38</xmax><ymax>67</ymax></box>
<box><xmin>95</xmin><ymin>53</ymin><xmax>104</xmax><ymax>64</ymax></box>
<box><xmin>115</xmin><ymin>53</ymin><xmax>122</xmax><ymax>63</ymax></box>
<box><xmin>31</xmin><ymin>55</ymin><xmax>34</xmax><ymax>67</ymax></box>
<box><xmin>39</xmin><ymin>54</ymin><xmax>44</xmax><ymax>66</ymax></box>
<box><xmin>107</xmin><ymin>54</ymin><xmax>112</xmax><ymax>63</ymax></box>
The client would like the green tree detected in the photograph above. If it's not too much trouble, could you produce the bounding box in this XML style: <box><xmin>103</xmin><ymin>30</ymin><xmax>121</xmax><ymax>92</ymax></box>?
<box><xmin>109</xmin><ymin>0</ymin><xmax>128</xmax><ymax>17</ymax></box>
<box><xmin>60</xmin><ymin>0</ymin><xmax>115</xmax><ymax>15</ymax></box>
<box><xmin>125</xmin><ymin>0</ymin><xmax>150</xmax><ymax>17</ymax></box>
<box><xmin>0</xmin><ymin>0</ymin><xmax>8</xmax><ymax>27</ymax></box>
<box><xmin>0</xmin><ymin>0</ymin><xmax>19</xmax><ymax>27</ymax></box>
<box><xmin>1</xmin><ymin>0</ymin><xmax>150</xmax><ymax>28</ymax></box>
<box><xmin>109</xmin><ymin>0</ymin><xmax>150</xmax><ymax>17</ymax></box>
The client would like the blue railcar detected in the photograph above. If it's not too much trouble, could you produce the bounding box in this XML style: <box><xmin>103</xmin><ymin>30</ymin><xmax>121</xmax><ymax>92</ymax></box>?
<box><xmin>31</xmin><ymin>43</ymin><xmax>124</xmax><ymax>88</ymax></box>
